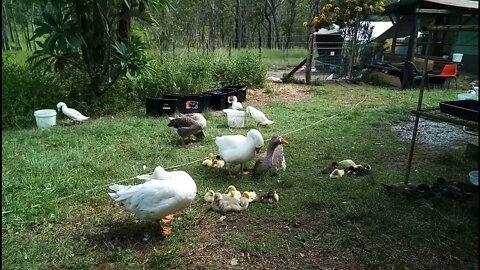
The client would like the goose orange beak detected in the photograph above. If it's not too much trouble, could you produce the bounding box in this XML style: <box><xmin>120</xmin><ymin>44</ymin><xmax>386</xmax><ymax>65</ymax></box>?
<box><xmin>280</xmin><ymin>138</ymin><xmax>288</xmax><ymax>144</ymax></box>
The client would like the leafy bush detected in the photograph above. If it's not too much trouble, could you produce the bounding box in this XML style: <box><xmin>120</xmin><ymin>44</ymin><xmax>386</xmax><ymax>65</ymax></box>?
<box><xmin>214</xmin><ymin>52</ymin><xmax>267</xmax><ymax>87</ymax></box>
<box><xmin>2</xmin><ymin>64</ymin><xmax>77</xmax><ymax>129</ymax></box>
<box><xmin>2</xmin><ymin>51</ymin><xmax>267</xmax><ymax>129</ymax></box>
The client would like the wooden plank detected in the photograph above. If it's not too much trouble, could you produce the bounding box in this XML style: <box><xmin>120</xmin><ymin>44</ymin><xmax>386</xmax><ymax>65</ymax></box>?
<box><xmin>427</xmin><ymin>25</ymin><xmax>478</xmax><ymax>31</ymax></box>
<box><xmin>416</xmin><ymin>8</ymin><xmax>453</xmax><ymax>14</ymax></box>
<box><xmin>286</xmin><ymin>58</ymin><xmax>307</xmax><ymax>77</ymax></box>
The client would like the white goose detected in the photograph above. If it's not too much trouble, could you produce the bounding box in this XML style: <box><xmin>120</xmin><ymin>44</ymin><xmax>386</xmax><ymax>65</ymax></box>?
<box><xmin>230</xmin><ymin>96</ymin><xmax>243</xmax><ymax>110</ymax></box>
<box><xmin>215</xmin><ymin>129</ymin><xmax>264</xmax><ymax>174</ymax></box>
<box><xmin>56</xmin><ymin>102</ymin><xmax>89</xmax><ymax>122</ymax></box>
<box><xmin>109</xmin><ymin>166</ymin><xmax>197</xmax><ymax>236</ymax></box>
<box><xmin>246</xmin><ymin>106</ymin><xmax>273</xmax><ymax>126</ymax></box>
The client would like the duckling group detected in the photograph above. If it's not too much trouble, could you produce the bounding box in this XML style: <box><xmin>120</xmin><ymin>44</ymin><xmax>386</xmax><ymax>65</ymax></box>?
<box><xmin>204</xmin><ymin>185</ymin><xmax>279</xmax><ymax>214</ymax></box>
<box><xmin>321</xmin><ymin>159</ymin><xmax>372</xmax><ymax>179</ymax></box>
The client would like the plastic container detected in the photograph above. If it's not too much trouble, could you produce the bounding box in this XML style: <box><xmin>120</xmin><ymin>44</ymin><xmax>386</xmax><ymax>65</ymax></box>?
<box><xmin>163</xmin><ymin>94</ymin><xmax>205</xmax><ymax>114</ymax></box>
<box><xmin>207</xmin><ymin>90</ymin><xmax>228</xmax><ymax>110</ymax></box>
<box><xmin>439</xmin><ymin>100</ymin><xmax>479</xmax><ymax>121</ymax></box>
<box><xmin>457</xmin><ymin>92</ymin><xmax>478</xmax><ymax>101</ymax></box>
<box><xmin>34</xmin><ymin>109</ymin><xmax>57</xmax><ymax>129</ymax></box>
<box><xmin>452</xmin><ymin>53</ymin><xmax>463</xmax><ymax>63</ymax></box>
<box><xmin>469</xmin><ymin>170</ymin><xmax>478</xmax><ymax>186</ymax></box>
<box><xmin>223</xmin><ymin>109</ymin><xmax>245</xmax><ymax>128</ymax></box>
<box><xmin>145</xmin><ymin>98</ymin><xmax>178</xmax><ymax>116</ymax></box>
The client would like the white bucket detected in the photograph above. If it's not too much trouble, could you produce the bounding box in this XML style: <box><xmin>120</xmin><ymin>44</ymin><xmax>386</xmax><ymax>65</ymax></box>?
<box><xmin>34</xmin><ymin>109</ymin><xmax>57</xmax><ymax>129</ymax></box>
<box><xmin>225</xmin><ymin>110</ymin><xmax>245</xmax><ymax>128</ymax></box>
<box><xmin>452</xmin><ymin>53</ymin><xmax>463</xmax><ymax>63</ymax></box>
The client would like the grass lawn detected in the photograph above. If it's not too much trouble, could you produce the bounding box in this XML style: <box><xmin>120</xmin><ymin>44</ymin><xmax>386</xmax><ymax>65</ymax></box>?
<box><xmin>2</xmin><ymin>83</ymin><xmax>478</xmax><ymax>269</ymax></box>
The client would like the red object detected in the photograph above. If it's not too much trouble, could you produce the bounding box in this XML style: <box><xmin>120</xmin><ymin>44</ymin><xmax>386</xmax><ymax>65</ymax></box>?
<box><xmin>430</xmin><ymin>63</ymin><xmax>458</xmax><ymax>89</ymax></box>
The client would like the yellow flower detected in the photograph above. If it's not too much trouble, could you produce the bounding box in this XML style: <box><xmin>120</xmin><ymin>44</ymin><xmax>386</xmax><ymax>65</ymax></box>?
<box><xmin>354</xmin><ymin>6</ymin><xmax>363</xmax><ymax>12</ymax></box>
<box><xmin>369</xmin><ymin>5</ymin><xmax>373</xmax><ymax>11</ymax></box>
<box><xmin>379</xmin><ymin>6</ymin><xmax>385</xmax><ymax>12</ymax></box>
<box><xmin>334</xmin><ymin>7</ymin><xmax>340</xmax><ymax>13</ymax></box>
<box><xmin>303</xmin><ymin>21</ymin><xmax>308</xmax><ymax>27</ymax></box>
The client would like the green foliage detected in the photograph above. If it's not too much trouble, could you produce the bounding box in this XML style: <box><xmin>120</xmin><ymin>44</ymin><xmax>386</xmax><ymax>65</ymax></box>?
<box><xmin>111</xmin><ymin>37</ymin><xmax>154</xmax><ymax>80</ymax></box>
<box><xmin>228</xmin><ymin>52</ymin><xmax>267</xmax><ymax>87</ymax></box>
<box><xmin>1</xmin><ymin>64</ymin><xmax>81</xmax><ymax>129</ymax></box>
<box><xmin>2</xmin><ymin>52</ymin><xmax>266</xmax><ymax>129</ymax></box>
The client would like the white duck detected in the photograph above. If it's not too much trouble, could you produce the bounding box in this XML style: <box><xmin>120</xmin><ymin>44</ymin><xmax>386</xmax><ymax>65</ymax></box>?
<box><xmin>246</xmin><ymin>106</ymin><xmax>273</xmax><ymax>126</ymax></box>
<box><xmin>56</xmin><ymin>102</ymin><xmax>89</xmax><ymax>122</ymax></box>
<box><xmin>229</xmin><ymin>96</ymin><xmax>243</xmax><ymax>110</ymax></box>
<box><xmin>215</xmin><ymin>129</ymin><xmax>264</xmax><ymax>174</ymax></box>
<box><xmin>109</xmin><ymin>166</ymin><xmax>197</xmax><ymax>236</ymax></box>
<box><xmin>136</xmin><ymin>166</ymin><xmax>189</xmax><ymax>181</ymax></box>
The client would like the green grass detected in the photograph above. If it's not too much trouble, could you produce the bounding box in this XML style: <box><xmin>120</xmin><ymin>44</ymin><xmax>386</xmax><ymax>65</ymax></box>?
<box><xmin>2</xmin><ymin>84</ymin><xmax>478</xmax><ymax>269</ymax></box>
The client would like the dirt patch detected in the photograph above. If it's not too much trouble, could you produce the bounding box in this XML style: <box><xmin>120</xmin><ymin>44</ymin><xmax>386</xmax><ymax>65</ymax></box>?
<box><xmin>179</xmin><ymin>211</ymin><xmax>358</xmax><ymax>270</ymax></box>
<box><xmin>246</xmin><ymin>82</ymin><xmax>314</xmax><ymax>107</ymax></box>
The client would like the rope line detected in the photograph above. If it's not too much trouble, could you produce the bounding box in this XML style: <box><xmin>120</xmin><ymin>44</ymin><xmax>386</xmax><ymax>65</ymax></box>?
<box><xmin>23</xmin><ymin>95</ymin><xmax>368</xmax><ymax>208</ymax></box>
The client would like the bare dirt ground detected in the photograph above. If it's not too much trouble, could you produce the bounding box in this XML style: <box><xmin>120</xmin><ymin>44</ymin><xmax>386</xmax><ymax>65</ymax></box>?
<box><xmin>247</xmin><ymin>82</ymin><xmax>314</xmax><ymax>106</ymax></box>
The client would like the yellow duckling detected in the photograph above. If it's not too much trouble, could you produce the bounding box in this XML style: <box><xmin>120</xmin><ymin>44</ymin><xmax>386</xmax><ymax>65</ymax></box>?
<box><xmin>202</xmin><ymin>153</ymin><xmax>215</xmax><ymax>167</ymax></box>
<box><xmin>241</xmin><ymin>191</ymin><xmax>257</xmax><ymax>203</ymax></box>
<box><xmin>213</xmin><ymin>155</ymin><xmax>225</xmax><ymax>168</ymax></box>
<box><xmin>203</xmin><ymin>189</ymin><xmax>216</xmax><ymax>202</ymax></box>
<box><xmin>225</xmin><ymin>185</ymin><xmax>242</xmax><ymax>199</ymax></box>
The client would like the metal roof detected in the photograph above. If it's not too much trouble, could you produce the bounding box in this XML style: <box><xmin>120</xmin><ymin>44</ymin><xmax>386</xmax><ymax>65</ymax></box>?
<box><xmin>385</xmin><ymin>0</ymin><xmax>478</xmax><ymax>14</ymax></box>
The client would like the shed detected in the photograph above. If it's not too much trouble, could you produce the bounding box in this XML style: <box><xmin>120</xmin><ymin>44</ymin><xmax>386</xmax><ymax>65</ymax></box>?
<box><xmin>374</xmin><ymin>0</ymin><xmax>478</xmax><ymax>75</ymax></box>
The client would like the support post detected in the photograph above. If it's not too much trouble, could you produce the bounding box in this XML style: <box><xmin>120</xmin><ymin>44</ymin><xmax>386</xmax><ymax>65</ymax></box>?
<box><xmin>406</xmin><ymin>10</ymin><xmax>418</xmax><ymax>62</ymax></box>
<box><xmin>305</xmin><ymin>33</ymin><xmax>314</xmax><ymax>84</ymax></box>
<box><xmin>404</xmin><ymin>29</ymin><xmax>432</xmax><ymax>185</ymax></box>
<box><xmin>349</xmin><ymin>17</ymin><xmax>360</xmax><ymax>79</ymax></box>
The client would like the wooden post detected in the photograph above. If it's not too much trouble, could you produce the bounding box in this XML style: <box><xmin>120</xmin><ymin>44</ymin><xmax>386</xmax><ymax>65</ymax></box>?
<box><xmin>390</xmin><ymin>14</ymin><xmax>400</xmax><ymax>54</ymax></box>
<box><xmin>404</xmin><ymin>29</ymin><xmax>432</xmax><ymax>185</ymax></box>
<box><xmin>406</xmin><ymin>10</ymin><xmax>417</xmax><ymax>62</ymax></box>
<box><xmin>349</xmin><ymin>17</ymin><xmax>360</xmax><ymax>80</ymax></box>
<box><xmin>305</xmin><ymin>33</ymin><xmax>314</xmax><ymax>84</ymax></box>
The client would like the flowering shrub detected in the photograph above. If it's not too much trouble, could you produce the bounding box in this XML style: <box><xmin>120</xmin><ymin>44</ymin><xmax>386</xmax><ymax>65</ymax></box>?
<box><xmin>303</xmin><ymin>0</ymin><xmax>385</xmax><ymax>31</ymax></box>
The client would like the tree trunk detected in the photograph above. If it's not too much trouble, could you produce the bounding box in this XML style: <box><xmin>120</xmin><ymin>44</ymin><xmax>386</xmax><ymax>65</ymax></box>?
<box><xmin>9</xmin><ymin>0</ymin><xmax>22</xmax><ymax>50</ymax></box>
<box><xmin>235</xmin><ymin>0</ymin><xmax>241</xmax><ymax>48</ymax></box>
<box><xmin>31</xmin><ymin>3</ymin><xmax>37</xmax><ymax>50</ymax></box>
<box><xmin>4</xmin><ymin>2</ymin><xmax>16</xmax><ymax>50</ymax></box>
<box><xmin>2</xmin><ymin>2</ymin><xmax>10</xmax><ymax>51</ymax></box>
<box><xmin>208</xmin><ymin>0</ymin><xmax>216</xmax><ymax>52</ymax></box>
<box><xmin>264</xmin><ymin>1</ymin><xmax>272</xmax><ymax>49</ymax></box>
<box><xmin>118</xmin><ymin>2</ymin><xmax>131</xmax><ymax>44</ymax></box>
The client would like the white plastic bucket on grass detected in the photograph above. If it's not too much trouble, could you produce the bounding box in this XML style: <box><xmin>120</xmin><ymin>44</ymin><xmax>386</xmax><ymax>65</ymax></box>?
<box><xmin>452</xmin><ymin>53</ymin><xmax>463</xmax><ymax>63</ymax></box>
<box><xmin>223</xmin><ymin>109</ymin><xmax>245</xmax><ymax>128</ymax></box>
<box><xmin>34</xmin><ymin>109</ymin><xmax>57</xmax><ymax>129</ymax></box>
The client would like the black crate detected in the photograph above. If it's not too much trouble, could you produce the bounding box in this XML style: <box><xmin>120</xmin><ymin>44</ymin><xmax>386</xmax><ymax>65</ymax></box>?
<box><xmin>222</xmin><ymin>85</ymin><xmax>247</xmax><ymax>102</ymax></box>
<box><xmin>206</xmin><ymin>90</ymin><xmax>228</xmax><ymax>110</ymax></box>
<box><xmin>439</xmin><ymin>100</ymin><xmax>479</xmax><ymax>122</ymax></box>
<box><xmin>145</xmin><ymin>98</ymin><xmax>178</xmax><ymax>117</ymax></box>
<box><xmin>163</xmin><ymin>94</ymin><xmax>205</xmax><ymax>114</ymax></box>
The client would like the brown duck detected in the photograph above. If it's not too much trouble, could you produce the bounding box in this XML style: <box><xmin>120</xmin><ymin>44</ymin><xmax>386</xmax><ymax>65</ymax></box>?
<box><xmin>252</xmin><ymin>135</ymin><xmax>288</xmax><ymax>176</ymax></box>
<box><xmin>167</xmin><ymin>116</ymin><xmax>204</xmax><ymax>147</ymax></box>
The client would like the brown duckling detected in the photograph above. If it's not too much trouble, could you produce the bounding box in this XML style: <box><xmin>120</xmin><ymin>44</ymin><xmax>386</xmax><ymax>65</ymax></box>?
<box><xmin>211</xmin><ymin>192</ymin><xmax>249</xmax><ymax>214</ymax></box>
<box><xmin>252</xmin><ymin>135</ymin><xmax>288</xmax><ymax>176</ymax></box>
<box><xmin>256</xmin><ymin>189</ymin><xmax>279</xmax><ymax>204</ymax></box>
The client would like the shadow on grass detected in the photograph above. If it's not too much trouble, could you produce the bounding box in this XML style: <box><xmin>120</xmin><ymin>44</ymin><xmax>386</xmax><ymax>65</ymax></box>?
<box><xmin>82</xmin><ymin>220</ymin><xmax>166</xmax><ymax>251</ymax></box>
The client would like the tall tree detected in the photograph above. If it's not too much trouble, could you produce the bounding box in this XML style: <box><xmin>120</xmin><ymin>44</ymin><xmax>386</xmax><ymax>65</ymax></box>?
<box><xmin>28</xmin><ymin>0</ymin><xmax>171</xmax><ymax>101</ymax></box>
